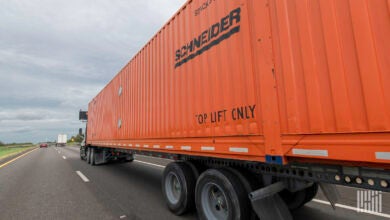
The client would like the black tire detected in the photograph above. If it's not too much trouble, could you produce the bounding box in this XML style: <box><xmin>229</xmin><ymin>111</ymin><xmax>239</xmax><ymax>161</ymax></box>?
<box><xmin>80</xmin><ymin>146</ymin><xmax>86</xmax><ymax>160</ymax></box>
<box><xmin>195</xmin><ymin>169</ymin><xmax>251</xmax><ymax>220</ymax></box>
<box><xmin>280</xmin><ymin>189</ymin><xmax>306</xmax><ymax>211</ymax></box>
<box><xmin>123</xmin><ymin>158</ymin><xmax>134</xmax><ymax>162</ymax></box>
<box><xmin>120</xmin><ymin>154</ymin><xmax>134</xmax><ymax>163</ymax></box>
<box><xmin>303</xmin><ymin>183</ymin><xmax>318</xmax><ymax>204</ymax></box>
<box><xmin>183</xmin><ymin>161</ymin><xmax>201</xmax><ymax>182</ymax></box>
<box><xmin>118</xmin><ymin>158</ymin><xmax>134</xmax><ymax>163</ymax></box>
<box><xmin>221</xmin><ymin>167</ymin><xmax>261</xmax><ymax>220</ymax></box>
<box><xmin>90</xmin><ymin>148</ymin><xmax>96</xmax><ymax>166</ymax></box>
<box><xmin>162</xmin><ymin>162</ymin><xmax>196</xmax><ymax>215</ymax></box>
<box><xmin>86</xmin><ymin>148</ymin><xmax>91</xmax><ymax>164</ymax></box>
<box><xmin>279</xmin><ymin>183</ymin><xmax>318</xmax><ymax>211</ymax></box>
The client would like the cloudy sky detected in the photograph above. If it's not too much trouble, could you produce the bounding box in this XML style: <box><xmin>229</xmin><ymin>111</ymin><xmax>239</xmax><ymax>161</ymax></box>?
<box><xmin>0</xmin><ymin>0</ymin><xmax>186</xmax><ymax>143</ymax></box>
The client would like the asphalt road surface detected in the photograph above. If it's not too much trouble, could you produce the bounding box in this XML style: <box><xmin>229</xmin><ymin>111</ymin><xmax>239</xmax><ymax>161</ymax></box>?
<box><xmin>0</xmin><ymin>145</ymin><xmax>389</xmax><ymax>220</ymax></box>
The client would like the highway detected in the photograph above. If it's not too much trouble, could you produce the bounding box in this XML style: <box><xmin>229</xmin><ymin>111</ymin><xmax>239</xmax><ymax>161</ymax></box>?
<box><xmin>0</xmin><ymin>145</ymin><xmax>389</xmax><ymax>220</ymax></box>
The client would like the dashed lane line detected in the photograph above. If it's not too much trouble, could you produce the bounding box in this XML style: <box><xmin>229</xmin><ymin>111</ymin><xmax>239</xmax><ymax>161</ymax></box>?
<box><xmin>62</xmin><ymin>156</ymin><xmax>67</xmax><ymax>160</ymax></box>
<box><xmin>0</xmin><ymin>148</ymin><xmax>38</xmax><ymax>169</ymax></box>
<box><xmin>136</xmin><ymin>155</ymin><xmax>173</xmax><ymax>162</ymax></box>
<box><xmin>134</xmin><ymin>160</ymin><xmax>165</xmax><ymax>168</ymax></box>
<box><xmin>76</xmin><ymin>171</ymin><xmax>90</xmax><ymax>182</ymax></box>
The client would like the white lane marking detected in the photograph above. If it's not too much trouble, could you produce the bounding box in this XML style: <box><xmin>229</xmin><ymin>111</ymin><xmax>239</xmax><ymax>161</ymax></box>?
<box><xmin>134</xmin><ymin>160</ymin><xmax>165</xmax><ymax>168</ymax></box>
<box><xmin>76</xmin><ymin>171</ymin><xmax>90</xmax><ymax>182</ymax></box>
<box><xmin>165</xmin><ymin>145</ymin><xmax>174</xmax><ymax>149</ymax></box>
<box><xmin>376</xmin><ymin>152</ymin><xmax>390</xmax><ymax>160</ymax></box>
<box><xmin>0</xmin><ymin>148</ymin><xmax>38</xmax><ymax>169</ymax></box>
<box><xmin>119</xmin><ymin>215</ymin><xmax>126</xmax><ymax>219</ymax></box>
<box><xmin>181</xmin><ymin>146</ymin><xmax>191</xmax><ymax>150</ymax></box>
<box><xmin>62</xmin><ymin>156</ymin><xmax>66</xmax><ymax>160</ymax></box>
<box><xmin>153</xmin><ymin>145</ymin><xmax>160</xmax><ymax>149</ymax></box>
<box><xmin>135</xmin><ymin>144</ymin><xmax>140</xmax><ymax>147</ymax></box>
<box><xmin>144</xmin><ymin>145</ymin><xmax>149</xmax><ymax>148</ymax></box>
<box><xmin>136</xmin><ymin>155</ymin><xmax>173</xmax><ymax>162</ymax></box>
<box><xmin>229</xmin><ymin>147</ymin><xmax>248</xmax><ymax>153</ymax></box>
<box><xmin>312</xmin><ymin>199</ymin><xmax>390</xmax><ymax>218</ymax></box>
<box><xmin>292</xmin><ymin>149</ymin><xmax>328</xmax><ymax>157</ymax></box>
<box><xmin>58</xmin><ymin>151</ymin><xmax>61</xmax><ymax>154</ymax></box>
<box><xmin>201</xmin><ymin>146</ymin><xmax>215</xmax><ymax>151</ymax></box>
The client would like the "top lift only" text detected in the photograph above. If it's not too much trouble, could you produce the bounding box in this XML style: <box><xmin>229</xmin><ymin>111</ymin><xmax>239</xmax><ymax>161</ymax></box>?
<box><xmin>195</xmin><ymin>105</ymin><xmax>256</xmax><ymax>125</ymax></box>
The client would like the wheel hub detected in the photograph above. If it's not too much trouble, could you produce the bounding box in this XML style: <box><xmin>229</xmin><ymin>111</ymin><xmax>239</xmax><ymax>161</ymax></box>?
<box><xmin>201</xmin><ymin>183</ymin><xmax>229</xmax><ymax>220</ymax></box>
<box><xmin>165</xmin><ymin>172</ymin><xmax>182</xmax><ymax>204</ymax></box>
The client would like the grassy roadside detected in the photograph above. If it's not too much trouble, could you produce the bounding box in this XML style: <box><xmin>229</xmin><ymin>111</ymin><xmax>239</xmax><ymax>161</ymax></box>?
<box><xmin>0</xmin><ymin>145</ymin><xmax>36</xmax><ymax>160</ymax></box>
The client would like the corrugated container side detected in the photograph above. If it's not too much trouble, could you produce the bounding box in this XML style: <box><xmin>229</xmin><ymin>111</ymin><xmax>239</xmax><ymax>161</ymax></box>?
<box><xmin>88</xmin><ymin>0</ymin><xmax>263</xmax><ymax>141</ymax></box>
<box><xmin>270</xmin><ymin>0</ymin><xmax>390</xmax><ymax>134</ymax></box>
<box><xmin>86</xmin><ymin>0</ymin><xmax>390</xmax><ymax>165</ymax></box>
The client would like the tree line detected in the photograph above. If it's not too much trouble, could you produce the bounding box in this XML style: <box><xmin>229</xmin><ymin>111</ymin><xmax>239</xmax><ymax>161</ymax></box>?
<box><xmin>68</xmin><ymin>134</ymin><xmax>84</xmax><ymax>143</ymax></box>
<box><xmin>0</xmin><ymin>141</ymin><xmax>33</xmax><ymax>146</ymax></box>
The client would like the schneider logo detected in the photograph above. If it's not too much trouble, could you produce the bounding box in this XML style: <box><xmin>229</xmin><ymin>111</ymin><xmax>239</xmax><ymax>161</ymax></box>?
<box><xmin>174</xmin><ymin>7</ymin><xmax>241</xmax><ymax>68</ymax></box>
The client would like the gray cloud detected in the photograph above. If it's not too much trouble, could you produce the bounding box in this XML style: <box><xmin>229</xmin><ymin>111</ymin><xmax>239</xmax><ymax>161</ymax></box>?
<box><xmin>0</xmin><ymin>110</ymin><xmax>47</xmax><ymax>121</ymax></box>
<box><xmin>0</xmin><ymin>0</ymin><xmax>186</xmax><ymax>143</ymax></box>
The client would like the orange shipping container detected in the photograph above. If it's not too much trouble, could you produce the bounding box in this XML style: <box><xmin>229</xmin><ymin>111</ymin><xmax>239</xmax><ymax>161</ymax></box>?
<box><xmin>87</xmin><ymin>0</ymin><xmax>390</xmax><ymax>167</ymax></box>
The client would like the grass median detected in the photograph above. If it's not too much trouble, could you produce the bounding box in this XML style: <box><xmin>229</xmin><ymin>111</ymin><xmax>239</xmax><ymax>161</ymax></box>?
<box><xmin>0</xmin><ymin>145</ymin><xmax>36</xmax><ymax>160</ymax></box>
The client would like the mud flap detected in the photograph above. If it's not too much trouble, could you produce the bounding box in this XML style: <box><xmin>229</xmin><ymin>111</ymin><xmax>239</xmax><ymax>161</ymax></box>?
<box><xmin>249</xmin><ymin>182</ymin><xmax>293</xmax><ymax>220</ymax></box>
<box><xmin>319</xmin><ymin>183</ymin><xmax>340</xmax><ymax>209</ymax></box>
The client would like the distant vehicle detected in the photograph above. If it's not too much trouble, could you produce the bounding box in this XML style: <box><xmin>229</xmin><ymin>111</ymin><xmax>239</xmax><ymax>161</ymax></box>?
<box><xmin>39</xmin><ymin>143</ymin><xmax>48</xmax><ymax>148</ymax></box>
<box><xmin>56</xmin><ymin>134</ymin><xmax>67</xmax><ymax>147</ymax></box>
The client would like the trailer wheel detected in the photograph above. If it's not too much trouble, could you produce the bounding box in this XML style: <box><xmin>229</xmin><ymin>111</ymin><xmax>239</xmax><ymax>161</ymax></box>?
<box><xmin>125</xmin><ymin>157</ymin><xmax>134</xmax><ymax>162</ymax></box>
<box><xmin>183</xmin><ymin>160</ymin><xmax>208</xmax><ymax>180</ymax></box>
<box><xmin>86</xmin><ymin>147</ymin><xmax>91</xmax><ymax>164</ymax></box>
<box><xmin>162</xmin><ymin>162</ymin><xmax>196</xmax><ymax>215</ymax></box>
<box><xmin>221</xmin><ymin>167</ymin><xmax>261</xmax><ymax>220</ymax></box>
<box><xmin>195</xmin><ymin>169</ymin><xmax>250</xmax><ymax>220</ymax></box>
<box><xmin>280</xmin><ymin>183</ymin><xmax>318</xmax><ymax>211</ymax></box>
<box><xmin>120</xmin><ymin>154</ymin><xmax>134</xmax><ymax>163</ymax></box>
<box><xmin>80</xmin><ymin>146</ymin><xmax>86</xmax><ymax>160</ymax></box>
<box><xmin>303</xmin><ymin>183</ymin><xmax>318</xmax><ymax>204</ymax></box>
<box><xmin>90</xmin><ymin>148</ymin><xmax>96</xmax><ymax>166</ymax></box>
<box><xmin>280</xmin><ymin>189</ymin><xmax>305</xmax><ymax>211</ymax></box>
